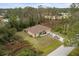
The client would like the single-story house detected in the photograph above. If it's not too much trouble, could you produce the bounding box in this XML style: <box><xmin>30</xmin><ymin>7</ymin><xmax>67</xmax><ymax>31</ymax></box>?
<box><xmin>0</xmin><ymin>15</ymin><xmax>4</xmax><ymax>21</ymax></box>
<box><xmin>2</xmin><ymin>19</ymin><xmax>9</xmax><ymax>23</ymax></box>
<box><xmin>59</xmin><ymin>13</ymin><xmax>71</xmax><ymax>19</ymax></box>
<box><xmin>24</xmin><ymin>25</ymin><xmax>51</xmax><ymax>37</ymax></box>
<box><xmin>44</xmin><ymin>15</ymin><xmax>63</xmax><ymax>20</ymax></box>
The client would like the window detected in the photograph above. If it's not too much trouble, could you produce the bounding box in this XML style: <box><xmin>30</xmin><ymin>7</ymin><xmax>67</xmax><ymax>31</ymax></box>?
<box><xmin>39</xmin><ymin>31</ymin><xmax>46</xmax><ymax>35</ymax></box>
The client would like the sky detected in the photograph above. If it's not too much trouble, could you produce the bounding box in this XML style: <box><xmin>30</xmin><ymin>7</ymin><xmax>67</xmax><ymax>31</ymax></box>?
<box><xmin>0</xmin><ymin>3</ymin><xmax>71</xmax><ymax>9</ymax></box>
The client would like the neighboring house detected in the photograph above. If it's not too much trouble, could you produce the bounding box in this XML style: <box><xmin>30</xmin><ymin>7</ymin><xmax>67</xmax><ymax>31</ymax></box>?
<box><xmin>2</xmin><ymin>19</ymin><xmax>9</xmax><ymax>23</ymax></box>
<box><xmin>0</xmin><ymin>15</ymin><xmax>4</xmax><ymax>21</ymax></box>
<box><xmin>53</xmin><ymin>15</ymin><xmax>63</xmax><ymax>20</ymax></box>
<box><xmin>44</xmin><ymin>15</ymin><xmax>52</xmax><ymax>19</ymax></box>
<box><xmin>44</xmin><ymin>13</ymin><xmax>71</xmax><ymax>20</ymax></box>
<box><xmin>59</xmin><ymin>13</ymin><xmax>71</xmax><ymax>19</ymax></box>
<box><xmin>43</xmin><ymin>12</ymin><xmax>62</xmax><ymax>20</ymax></box>
<box><xmin>24</xmin><ymin>25</ymin><xmax>51</xmax><ymax>37</ymax></box>
<box><xmin>44</xmin><ymin>15</ymin><xmax>63</xmax><ymax>20</ymax></box>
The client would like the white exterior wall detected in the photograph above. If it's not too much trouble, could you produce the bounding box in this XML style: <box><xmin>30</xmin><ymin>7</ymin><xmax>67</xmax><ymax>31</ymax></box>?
<box><xmin>27</xmin><ymin>31</ymin><xmax>35</xmax><ymax>37</ymax></box>
<box><xmin>57</xmin><ymin>16</ymin><xmax>63</xmax><ymax>19</ymax></box>
<box><xmin>35</xmin><ymin>33</ymin><xmax>39</xmax><ymax>37</ymax></box>
<box><xmin>52</xmin><ymin>16</ymin><xmax>56</xmax><ymax>19</ymax></box>
<box><xmin>27</xmin><ymin>29</ymin><xmax>51</xmax><ymax>37</ymax></box>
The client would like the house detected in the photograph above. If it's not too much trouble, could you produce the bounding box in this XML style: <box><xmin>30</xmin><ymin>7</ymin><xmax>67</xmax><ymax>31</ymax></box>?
<box><xmin>44</xmin><ymin>15</ymin><xmax>63</xmax><ymax>20</ymax></box>
<box><xmin>44</xmin><ymin>12</ymin><xmax>71</xmax><ymax>20</ymax></box>
<box><xmin>2</xmin><ymin>19</ymin><xmax>9</xmax><ymax>23</ymax></box>
<box><xmin>24</xmin><ymin>25</ymin><xmax>51</xmax><ymax>37</ymax></box>
<box><xmin>53</xmin><ymin>15</ymin><xmax>63</xmax><ymax>20</ymax></box>
<box><xmin>44</xmin><ymin>15</ymin><xmax>52</xmax><ymax>19</ymax></box>
<box><xmin>0</xmin><ymin>15</ymin><xmax>4</xmax><ymax>21</ymax></box>
<box><xmin>59</xmin><ymin>13</ymin><xmax>71</xmax><ymax>19</ymax></box>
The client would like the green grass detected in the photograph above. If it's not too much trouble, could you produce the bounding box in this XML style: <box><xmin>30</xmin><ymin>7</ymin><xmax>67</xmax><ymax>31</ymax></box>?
<box><xmin>14</xmin><ymin>47</ymin><xmax>42</xmax><ymax>56</ymax></box>
<box><xmin>16</xmin><ymin>31</ymin><xmax>62</xmax><ymax>55</ymax></box>
<box><xmin>68</xmin><ymin>48</ymin><xmax>79</xmax><ymax>56</ymax></box>
<box><xmin>0</xmin><ymin>45</ymin><xmax>10</xmax><ymax>56</ymax></box>
<box><xmin>15</xmin><ymin>48</ymin><xmax>31</xmax><ymax>56</ymax></box>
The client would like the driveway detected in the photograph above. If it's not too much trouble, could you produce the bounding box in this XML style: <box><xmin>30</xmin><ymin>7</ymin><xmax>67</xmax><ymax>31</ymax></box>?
<box><xmin>48</xmin><ymin>45</ymin><xmax>75</xmax><ymax>56</ymax></box>
<box><xmin>47</xmin><ymin>32</ymin><xmax>75</xmax><ymax>56</ymax></box>
<box><xmin>47</xmin><ymin>32</ymin><xmax>64</xmax><ymax>42</ymax></box>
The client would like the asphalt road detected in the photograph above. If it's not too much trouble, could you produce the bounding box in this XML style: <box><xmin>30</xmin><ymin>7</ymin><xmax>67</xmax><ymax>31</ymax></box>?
<box><xmin>48</xmin><ymin>45</ymin><xmax>75</xmax><ymax>56</ymax></box>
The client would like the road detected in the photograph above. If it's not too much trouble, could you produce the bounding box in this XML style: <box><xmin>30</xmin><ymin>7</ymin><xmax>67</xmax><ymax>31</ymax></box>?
<box><xmin>48</xmin><ymin>45</ymin><xmax>75</xmax><ymax>56</ymax></box>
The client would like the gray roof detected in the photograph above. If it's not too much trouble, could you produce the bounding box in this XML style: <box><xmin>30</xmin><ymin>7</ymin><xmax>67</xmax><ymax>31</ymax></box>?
<box><xmin>26</xmin><ymin>25</ymin><xmax>51</xmax><ymax>34</ymax></box>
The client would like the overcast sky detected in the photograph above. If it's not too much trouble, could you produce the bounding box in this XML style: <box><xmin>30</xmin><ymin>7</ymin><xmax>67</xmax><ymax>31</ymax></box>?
<box><xmin>0</xmin><ymin>3</ymin><xmax>71</xmax><ymax>8</ymax></box>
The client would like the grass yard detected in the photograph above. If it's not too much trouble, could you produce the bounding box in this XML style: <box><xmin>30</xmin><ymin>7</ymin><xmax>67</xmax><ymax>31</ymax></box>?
<box><xmin>0</xmin><ymin>45</ymin><xmax>9</xmax><ymax>55</ymax></box>
<box><xmin>68</xmin><ymin>48</ymin><xmax>79</xmax><ymax>56</ymax></box>
<box><xmin>14</xmin><ymin>47</ymin><xmax>42</xmax><ymax>56</ymax></box>
<box><xmin>16</xmin><ymin>31</ymin><xmax>62</xmax><ymax>55</ymax></box>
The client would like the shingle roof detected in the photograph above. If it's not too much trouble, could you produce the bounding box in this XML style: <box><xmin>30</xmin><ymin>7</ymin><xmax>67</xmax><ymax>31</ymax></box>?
<box><xmin>26</xmin><ymin>25</ymin><xmax>51</xmax><ymax>34</ymax></box>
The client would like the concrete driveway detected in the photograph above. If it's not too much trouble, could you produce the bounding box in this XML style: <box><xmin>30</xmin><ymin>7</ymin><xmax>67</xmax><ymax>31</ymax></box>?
<box><xmin>47</xmin><ymin>32</ymin><xmax>64</xmax><ymax>42</ymax></box>
<box><xmin>48</xmin><ymin>45</ymin><xmax>75</xmax><ymax>56</ymax></box>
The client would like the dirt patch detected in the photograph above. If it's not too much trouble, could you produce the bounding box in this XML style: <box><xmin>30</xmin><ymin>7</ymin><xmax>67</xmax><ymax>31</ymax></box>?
<box><xmin>5</xmin><ymin>40</ymin><xmax>31</xmax><ymax>55</ymax></box>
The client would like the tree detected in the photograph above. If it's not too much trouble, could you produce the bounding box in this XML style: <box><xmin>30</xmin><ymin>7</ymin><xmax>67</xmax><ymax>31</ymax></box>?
<box><xmin>63</xmin><ymin>3</ymin><xmax>79</xmax><ymax>46</ymax></box>
<box><xmin>0</xmin><ymin>27</ymin><xmax>17</xmax><ymax>43</ymax></box>
<box><xmin>70</xmin><ymin>34</ymin><xmax>79</xmax><ymax>47</ymax></box>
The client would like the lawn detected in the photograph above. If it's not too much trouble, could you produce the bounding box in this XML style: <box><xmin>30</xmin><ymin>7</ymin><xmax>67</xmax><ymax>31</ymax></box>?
<box><xmin>16</xmin><ymin>31</ymin><xmax>62</xmax><ymax>55</ymax></box>
<box><xmin>0</xmin><ymin>45</ymin><xmax>10</xmax><ymax>55</ymax></box>
<box><xmin>68</xmin><ymin>48</ymin><xmax>79</xmax><ymax>56</ymax></box>
<box><xmin>14</xmin><ymin>47</ymin><xmax>42</xmax><ymax>56</ymax></box>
